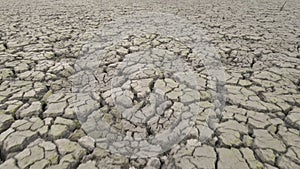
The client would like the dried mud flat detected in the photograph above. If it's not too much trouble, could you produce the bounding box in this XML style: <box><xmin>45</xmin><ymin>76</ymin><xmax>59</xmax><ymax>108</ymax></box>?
<box><xmin>0</xmin><ymin>0</ymin><xmax>299</xmax><ymax>169</ymax></box>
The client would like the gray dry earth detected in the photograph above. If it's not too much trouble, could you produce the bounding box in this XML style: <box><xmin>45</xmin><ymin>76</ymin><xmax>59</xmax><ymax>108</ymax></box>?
<box><xmin>0</xmin><ymin>0</ymin><xmax>300</xmax><ymax>169</ymax></box>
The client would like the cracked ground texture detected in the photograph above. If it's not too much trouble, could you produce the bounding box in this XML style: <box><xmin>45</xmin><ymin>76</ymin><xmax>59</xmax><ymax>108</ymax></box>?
<box><xmin>0</xmin><ymin>0</ymin><xmax>299</xmax><ymax>169</ymax></box>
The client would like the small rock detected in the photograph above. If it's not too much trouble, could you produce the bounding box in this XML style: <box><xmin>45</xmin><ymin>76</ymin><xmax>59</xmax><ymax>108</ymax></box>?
<box><xmin>240</xmin><ymin>148</ymin><xmax>264</xmax><ymax>169</ymax></box>
<box><xmin>144</xmin><ymin>167</ymin><xmax>156</xmax><ymax>169</ymax></box>
<box><xmin>78</xmin><ymin>136</ymin><xmax>95</xmax><ymax>151</ymax></box>
<box><xmin>78</xmin><ymin>160</ymin><xmax>98</xmax><ymax>169</ymax></box>
<box><xmin>254</xmin><ymin>148</ymin><xmax>276</xmax><ymax>165</ymax></box>
<box><xmin>253</xmin><ymin>129</ymin><xmax>286</xmax><ymax>152</ymax></box>
<box><xmin>285</xmin><ymin>112</ymin><xmax>300</xmax><ymax>130</ymax></box>
<box><xmin>29</xmin><ymin>159</ymin><xmax>50</xmax><ymax>169</ymax></box>
<box><xmin>239</xmin><ymin>79</ymin><xmax>252</xmax><ymax>86</ymax></box>
<box><xmin>147</xmin><ymin>158</ymin><xmax>161</xmax><ymax>169</ymax></box>
<box><xmin>37</xmin><ymin>126</ymin><xmax>48</xmax><ymax>137</ymax></box>
<box><xmin>43</xmin><ymin>102</ymin><xmax>67</xmax><ymax>117</ymax></box>
<box><xmin>54</xmin><ymin>117</ymin><xmax>76</xmax><ymax>131</ymax></box>
<box><xmin>3</xmin><ymin>130</ymin><xmax>38</xmax><ymax>153</ymax></box>
<box><xmin>0</xmin><ymin>113</ymin><xmax>14</xmax><ymax>132</ymax></box>
<box><xmin>0</xmin><ymin>68</ymin><xmax>14</xmax><ymax>80</ymax></box>
<box><xmin>116</xmin><ymin>47</ymin><xmax>129</xmax><ymax>55</ymax></box>
<box><xmin>0</xmin><ymin>128</ymin><xmax>15</xmax><ymax>147</ymax></box>
<box><xmin>0</xmin><ymin>158</ymin><xmax>19</xmax><ymax>169</ymax></box>
<box><xmin>217</xmin><ymin>148</ymin><xmax>249</xmax><ymax>169</ymax></box>
<box><xmin>15</xmin><ymin>146</ymin><xmax>44</xmax><ymax>168</ymax></box>
<box><xmin>68</xmin><ymin>129</ymin><xmax>86</xmax><ymax>141</ymax></box>
<box><xmin>55</xmin><ymin>139</ymin><xmax>86</xmax><ymax>157</ymax></box>
<box><xmin>242</xmin><ymin>135</ymin><xmax>254</xmax><ymax>147</ymax></box>
<box><xmin>218</xmin><ymin>130</ymin><xmax>242</xmax><ymax>146</ymax></box>
<box><xmin>264</xmin><ymin>164</ymin><xmax>279</xmax><ymax>169</ymax></box>
<box><xmin>48</xmin><ymin>125</ymin><xmax>69</xmax><ymax>139</ymax></box>
<box><xmin>15</xmin><ymin>62</ymin><xmax>30</xmax><ymax>73</ymax></box>
<box><xmin>5</xmin><ymin>100</ymin><xmax>23</xmax><ymax>114</ymax></box>
<box><xmin>277</xmin><ymin>155</ymin><xmax>300</xmax><ymax>169</ymax></box>
<box><xmin>18</xmin><ymin>101</ymin><xmax>42</xmax><ymax>118</ymax></box>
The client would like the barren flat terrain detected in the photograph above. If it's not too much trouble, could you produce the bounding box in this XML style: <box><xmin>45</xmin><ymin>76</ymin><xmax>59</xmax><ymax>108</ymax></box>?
<box><xmin>0</xmin><ymin>0</ymin><xmax>299</xmax><ymax>168</ymax></box>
